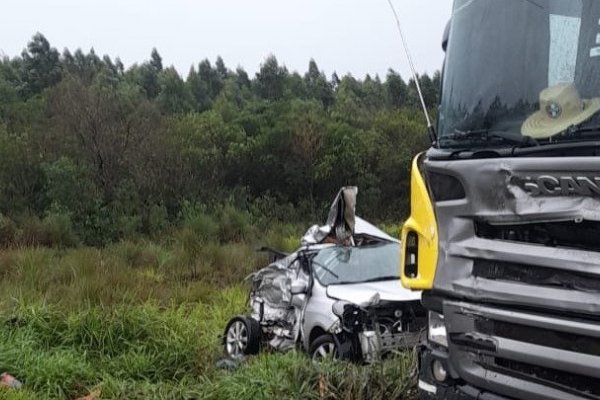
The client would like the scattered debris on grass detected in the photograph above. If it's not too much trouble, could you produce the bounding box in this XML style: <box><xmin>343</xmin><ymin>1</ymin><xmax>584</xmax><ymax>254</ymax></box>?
<box><xmin>215</xmin><ymin>357</ymin><xmax>243</xmax><ymax>370</ymax></box>
<box><xmin>0</xmin><ymin>372</ymin><xmax>23</xmax><ymax>389</ymax></box>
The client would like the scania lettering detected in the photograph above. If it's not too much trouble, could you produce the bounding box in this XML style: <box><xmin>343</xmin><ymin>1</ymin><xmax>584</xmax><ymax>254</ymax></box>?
<box><xmin>520</xmin><ymin>175</ymin><xmax>600</xmax><ymax>196</ymax></box>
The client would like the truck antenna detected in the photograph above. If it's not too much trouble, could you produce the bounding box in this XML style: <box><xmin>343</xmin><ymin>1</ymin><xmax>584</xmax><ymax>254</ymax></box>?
<box><xmin>386</xmin><ymin>0</ymin><xmax>437</xmax><ymax>143</ymax></box>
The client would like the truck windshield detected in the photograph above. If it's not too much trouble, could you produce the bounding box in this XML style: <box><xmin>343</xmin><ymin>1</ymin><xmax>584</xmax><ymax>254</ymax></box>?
<box><xmin>439</xmin><ymin>0</ymin><xmax>600</xmax><ymax>148</ymax></box>
<box><xmin>311</xmin><ymin>243</ymin><xmax>400</xmax><ymax>286</ymax></box>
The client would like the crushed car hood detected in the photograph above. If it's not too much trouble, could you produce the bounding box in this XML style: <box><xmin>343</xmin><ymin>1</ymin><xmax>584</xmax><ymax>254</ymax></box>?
<box><xmin>301</xmin><ymin>187</ymin><xmax>399</xmax><ymax>246</ymax></box>
<box><xmin>354</xmin><ymin>217</ymin><xmax>399</xmax><ymax>243</ymax></box>
<box><xmin>326</xmin><ymin>280</ymin><xmax>422</xmax><ymax>304</ymax></box>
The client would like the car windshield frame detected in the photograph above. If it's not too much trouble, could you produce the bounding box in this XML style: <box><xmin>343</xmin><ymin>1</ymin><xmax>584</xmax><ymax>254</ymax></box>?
<box><xmin>438</xmin><ymin>0</ymin><xmax>600</xmax><ymax>150</ymax></box>
<box><xmin>310</xmin><ymin>242</ymin><xmax>400</xmax><ymax>287</ymax></box>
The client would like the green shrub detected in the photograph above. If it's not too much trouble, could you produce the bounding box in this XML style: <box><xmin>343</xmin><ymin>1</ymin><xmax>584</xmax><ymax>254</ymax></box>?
<box><xmin>43</xmin><ymin>158</ymin><xmax>98</xmax><ymax>220</ymax></box>
<box><xmin>380</xmin><ymin>223</ymin><xmax>402</xmax><ymax>240</ymax></box>
<box><xmin>248</xmin><ymin>194</ymin><xmax>304</xmax><ymax>225</ymax></box>
<box><xmin>180</xmin><ymin>203</ymin><xmax>219</xmax><ymax>242</ymax></box>
<box><xmin>262</xmin><ymin>222</ymin><xmax>303</xmax><ymax>253</ymax></box>
<box><xmin>82</xmin><ymin>204</ymin><xmax>120</xmax><ymax>247</ymax></box>
<box><xmin>146</xmin><ymin>204</ymin><xmax>169</xmax><ymax>237</ymax></box>
<box><xmin>15</xmin><ymin>216</ymin><xmax>48</xmax><ymax>247</ymax></box>
<box><xmin>0</xmin><ymin>214</ymin><xmax>17</xmax><ymax>247</ymax></box>
<box><xmin>42</xmin><ymin>210</ymin><xmax>79</xmax><ymax>248</ymax></box>
<box><xmin>118</xmin><ymin>215</ymin><xmax>143</xmax><ymax>240</ymax></box>
<box><xmin>216</xmin><ymin>205</ymin><xmax>251</xmax><ymax>243</ymax></box>
<box><xmin>176</xmin><ymin>228</ymin><xmax>203</xmax><ymax>274</ymax></box>
<box><xmin>113</xmin><ymin>241</ymin><xmax>147</xmax><ymax>268</ymax></box>
<box><xmin>14</xmin><ymin>213</ymin><xmax>79</xmax><ymax>248</ymax></box>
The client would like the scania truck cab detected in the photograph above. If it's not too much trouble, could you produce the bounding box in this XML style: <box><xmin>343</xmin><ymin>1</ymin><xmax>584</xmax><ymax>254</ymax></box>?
<box><xmin>401</xmin><ymin>1</ymin><xmax>600</xmax><ymax>399</ymax></box>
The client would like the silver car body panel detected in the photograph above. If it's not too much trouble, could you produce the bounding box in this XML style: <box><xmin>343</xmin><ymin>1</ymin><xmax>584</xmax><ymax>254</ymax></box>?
<box><xmin>354</xmin><ymin>217</ymin><xmax>399</xmax><ymax>243</ymax></box>
<box><xmin>326</xmin><ymin>280</ymin><xmax>422</xmax><ymax>304</ymax></box>
<box><xmin>302</xmin><ymin>216</ymin><xmax>399</xmax><ymax>247</ymax></box>
<box><xmin>301</xmin><ymin>279</ymin><xmax>339</xmax><ymax>351</ymax></box>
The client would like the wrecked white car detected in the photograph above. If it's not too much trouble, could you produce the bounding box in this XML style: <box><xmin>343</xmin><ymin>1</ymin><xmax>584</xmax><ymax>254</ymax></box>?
<box><xmin>223</xmin><ymin>187</ymin><xmax>425</xmax><ymax>362</ymax></box>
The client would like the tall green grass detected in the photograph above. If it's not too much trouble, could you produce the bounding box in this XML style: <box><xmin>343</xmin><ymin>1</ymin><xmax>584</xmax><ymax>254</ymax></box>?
<box><xmin>0</xmin><ymin>225</ymin><xmax>416</xmax><ymax>399</ymax></box>
<box><xmin>0</xmin><ymin>288</ymin><xmax>246</xmax><ymax>398</ymax></box>
<box><xmin>0</xmin><ymin>302</ymin><xmax>417</xmax><ymax>399</ymax></box>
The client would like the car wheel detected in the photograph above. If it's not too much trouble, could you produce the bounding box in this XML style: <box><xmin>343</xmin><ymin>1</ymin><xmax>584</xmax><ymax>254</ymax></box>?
<box><xmin>224</xmin><ymin>316</ymin><xmax>261</xmax><ymax>358</ymax></box>
<box><xmin>309</xmin><ymin>334</ymin><xmax>338</xmax><ymax>362</ymax></box>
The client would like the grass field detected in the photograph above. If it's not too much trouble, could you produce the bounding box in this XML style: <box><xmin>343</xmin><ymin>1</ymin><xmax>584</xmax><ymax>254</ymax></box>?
<box><xmin>0</xmin><ymin>225</ymin><xmax>418</xmax><ymax>400</ymax></box>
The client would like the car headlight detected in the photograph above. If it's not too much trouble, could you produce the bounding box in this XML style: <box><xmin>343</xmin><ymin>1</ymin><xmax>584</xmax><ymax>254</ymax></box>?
<box><xmin>428</xmin><ymin>311</ymin><xmax>448</xmax><ymax>347</ymax></box>
<box><xmin>332</xmin><ymin>301</ymin><xmax>367</xmax><ymax>331</ymax></box>
<box><xmin>332</xmin><ymin>300</ymin><xmax>349</xmax><ymax>317</ymax></box>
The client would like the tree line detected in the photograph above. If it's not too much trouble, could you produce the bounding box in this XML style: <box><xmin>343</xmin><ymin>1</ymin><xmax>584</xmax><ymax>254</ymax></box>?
<box><xmin>0</xmin><ymin>33</ymin><xmax>439</xmax><ymax>246</ymax></box>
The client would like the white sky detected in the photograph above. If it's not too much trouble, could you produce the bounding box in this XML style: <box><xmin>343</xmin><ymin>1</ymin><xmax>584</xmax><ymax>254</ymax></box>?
<box><xmin>0</xmin><ymin>0</ymin><xmax>452</xmax><ymax>80</ymax></box>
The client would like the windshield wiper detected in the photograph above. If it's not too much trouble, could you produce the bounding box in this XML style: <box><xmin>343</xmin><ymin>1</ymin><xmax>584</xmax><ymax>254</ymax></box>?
<box><xmin>513</xmin><ymin>140</ymin><xmax>600</xmax><ymax>156</ymax></box>
<box><xmin>514</xmin><ymin>125</ymin><xmax>600</xmax><ymax>156</ymax></box>
<box><xmin>551</xmin><ymin>124</ymin><xmax>600</xmax><ymax>142</ymax></box>
<box><xmin>440</xmin><ymin>129</ymin><xmax>538</xmax><ymax>158</ymax></box>
<box><xmin>448</xmin><ymin>129</ymin><xmax>533</xmax><ymax>145</ymax></box>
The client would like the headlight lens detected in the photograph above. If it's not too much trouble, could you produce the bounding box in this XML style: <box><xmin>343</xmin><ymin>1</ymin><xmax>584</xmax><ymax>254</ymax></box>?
<box><xmin>332</xmin><ymin>301</ymin><xmax>349</xmax><ymax>317</ymax></box>
<box><xmin>432</xmin><ymin>359</ymin><xmax>448</xmax><ymax>382</ymax></box>
<box><xmin>428</xmin><ymin>311</ymin><xmax>448</xmax><ymax>347</ymax></box>
<box><xmin>333</xmin><ymin>301</ymin><xmax>367</xmax><ymax>331</ymax></box>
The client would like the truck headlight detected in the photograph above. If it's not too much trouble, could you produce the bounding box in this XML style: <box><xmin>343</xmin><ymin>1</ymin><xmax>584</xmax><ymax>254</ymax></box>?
<box><xmin>428</xmin><ymin>311</ymin><xmax>448</xmax><ymax>347</ymax></box>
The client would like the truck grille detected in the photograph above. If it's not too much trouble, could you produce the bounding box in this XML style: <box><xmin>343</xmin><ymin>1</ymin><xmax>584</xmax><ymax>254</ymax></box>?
<box><xmin>473</xmin><ymin>259</ymin><xmax>600</xmax><ymax>293</ymax></box>
<box><xmin>493</xmin><ymin>358</ymin><xmax>600</xmax><ymax>398</ymax></box>
<box><xmin>445</xmin><ymin>301</ymin><xmax>600</xmax><ymax>400</ymax></box>
<box><xmin>475</xmin><ymin>220</ymin><xmax>600</xmax><ymax>253</ymax></box>
<box><xmin>476</xmin><ymin>319</ymin><xmax>600</xmax><ymax>357</ymax></box>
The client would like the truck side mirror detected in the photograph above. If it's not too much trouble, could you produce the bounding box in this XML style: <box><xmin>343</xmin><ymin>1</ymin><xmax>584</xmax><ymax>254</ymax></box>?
<box><xmin>442</xmin><ymin>20</ymin><xmax>451</xmax><ymax>52</ymax></box>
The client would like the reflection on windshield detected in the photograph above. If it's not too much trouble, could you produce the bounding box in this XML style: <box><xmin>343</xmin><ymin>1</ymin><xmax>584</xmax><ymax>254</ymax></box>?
<box><xmin>549</xmin><ymin>14</ymin><xmax>580</xmax><ymax>85</ymax></box>
<box><xmin>439</xmin><ymin>0</ymin><xmax>600</xmax><ymax>147</ymax></box>
<box><xmin>311</xmin><ymin>243</ymin><xmax>400</xmax><ymax>286</ymax></box>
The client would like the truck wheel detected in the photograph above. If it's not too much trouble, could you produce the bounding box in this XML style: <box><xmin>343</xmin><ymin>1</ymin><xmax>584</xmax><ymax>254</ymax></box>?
<box><xmin>224</xmin><ymin>316</ymin><xmax>261</xmax><ymax>358</ymax></box>
<box><xmin>309</xmin><ymin>334</ymin><xmax>338</xmax><ymax>361</ymax></box>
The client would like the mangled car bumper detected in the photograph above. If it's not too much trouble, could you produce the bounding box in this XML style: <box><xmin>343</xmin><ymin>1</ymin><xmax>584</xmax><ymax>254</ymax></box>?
<box><xmin>359</xmin><ymin>330</ymin><xmax>422</xmax><ymax>363</ymax></box>
<box><xmin>331</xmin><ymin>298</ymin><xmax>426</xmax><ymax>363</ymax></box>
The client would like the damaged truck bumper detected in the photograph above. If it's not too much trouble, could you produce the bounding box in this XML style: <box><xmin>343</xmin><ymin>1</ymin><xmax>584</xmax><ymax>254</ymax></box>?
<box><xmin>417</xmin><ymin>345</ymin><xmax>511</xmax><ymax>400</ymax></box>
<box><xmin>419</xmin><ymin>293</ymin><xmax>600</xmax><ymax>400</ymax></box>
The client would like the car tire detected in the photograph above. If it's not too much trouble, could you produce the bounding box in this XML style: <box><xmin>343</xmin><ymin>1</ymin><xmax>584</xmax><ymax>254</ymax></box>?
<box><xmin>309</xmin><ymin>334</ymin><xmax>338</xmax><ymax>362</ymax></box>
<box><xmin>224</xmin><ymin>316</ymin><xmax>261</xmax><ymax>358</ymax></box>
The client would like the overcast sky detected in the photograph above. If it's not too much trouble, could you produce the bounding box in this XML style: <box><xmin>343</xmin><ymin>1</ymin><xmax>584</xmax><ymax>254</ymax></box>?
<box><xmin>0</xmin><ymin>0</ymin><xmax>452</xmax><ymax>80</ymax></box>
